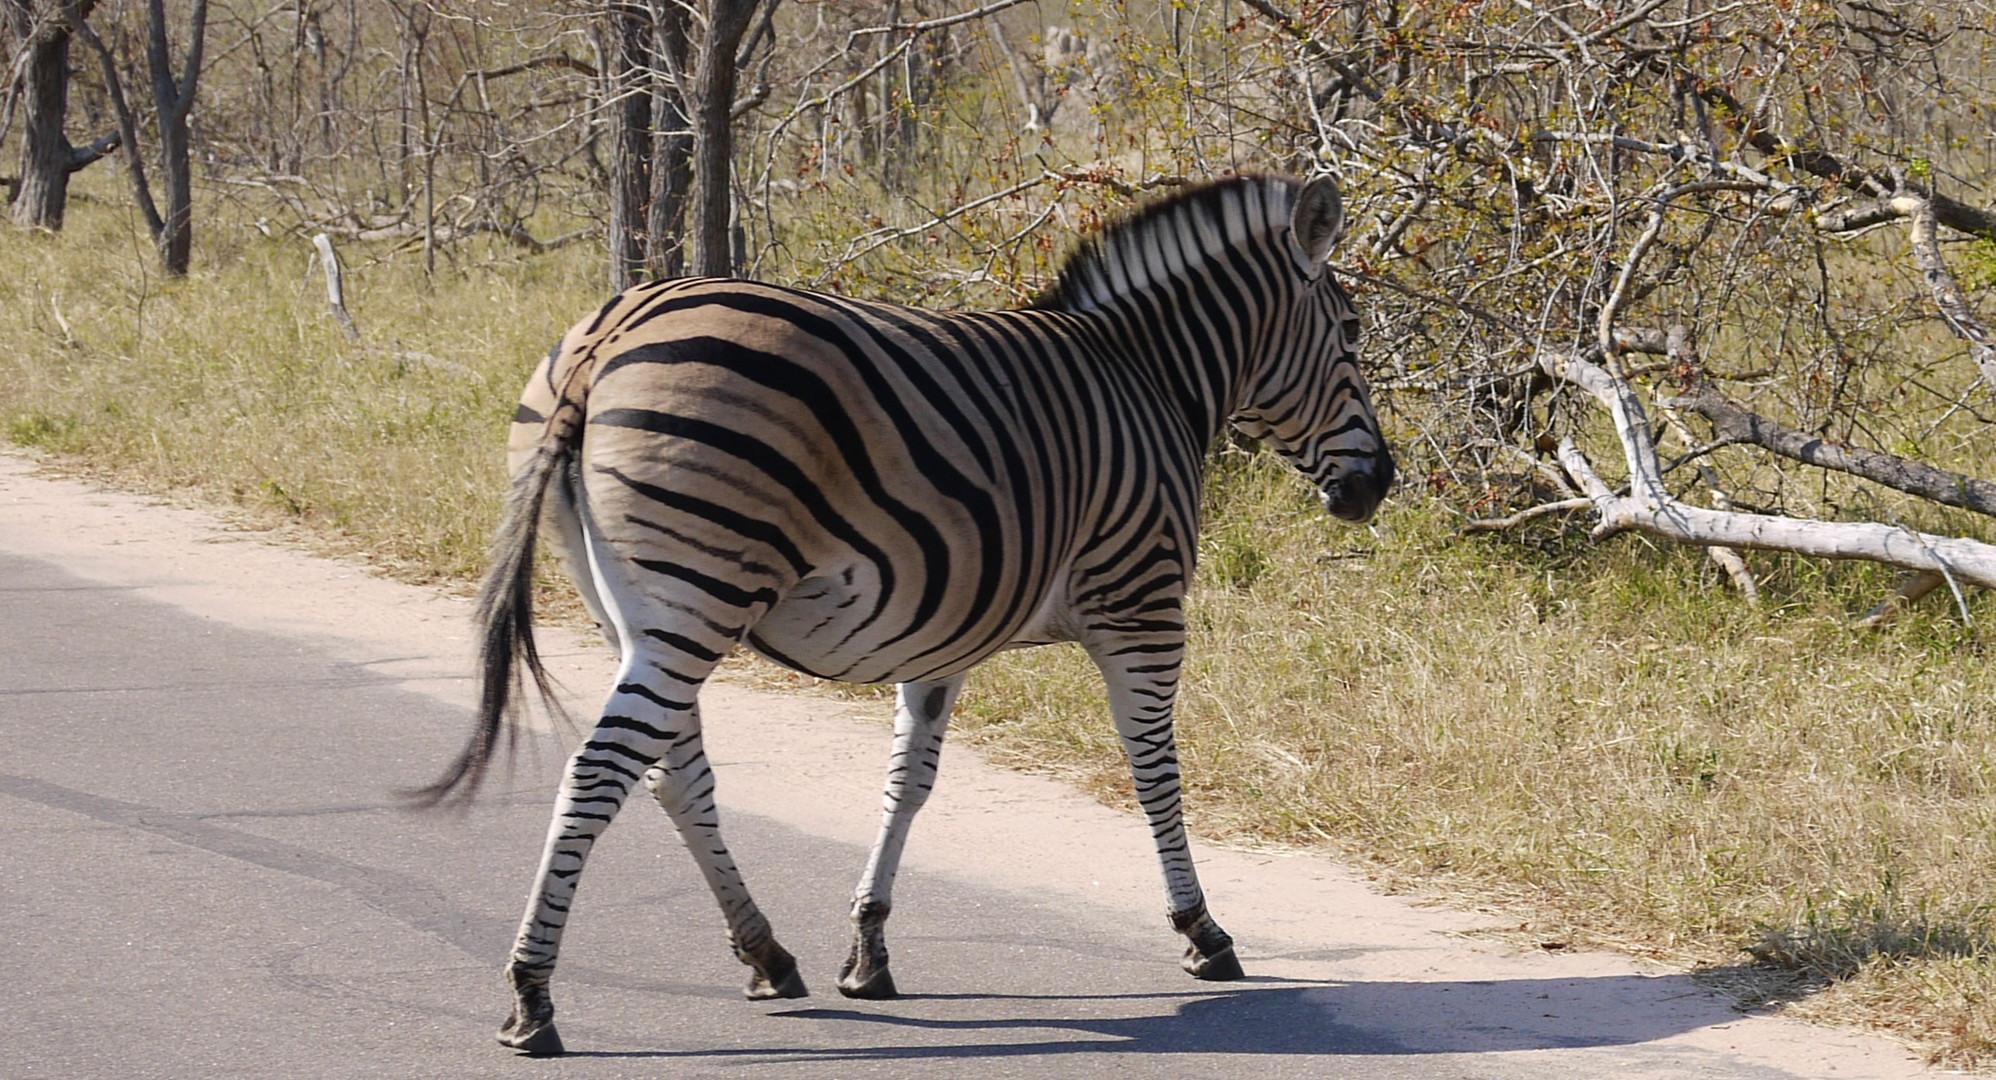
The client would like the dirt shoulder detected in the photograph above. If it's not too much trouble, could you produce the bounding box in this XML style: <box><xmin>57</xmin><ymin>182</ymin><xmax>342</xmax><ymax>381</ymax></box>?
<box><xmin>0</xmin><ymin>452</ymin><xmax>1939</xmax><ymax>1078</ymax></box>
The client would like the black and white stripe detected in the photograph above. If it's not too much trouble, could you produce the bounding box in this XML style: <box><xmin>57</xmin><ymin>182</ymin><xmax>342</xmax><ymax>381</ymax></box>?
<box><xmin>419</xmin><ymin>173</ymin><xmax>1393</xmax><ymax>1056</ymax></box>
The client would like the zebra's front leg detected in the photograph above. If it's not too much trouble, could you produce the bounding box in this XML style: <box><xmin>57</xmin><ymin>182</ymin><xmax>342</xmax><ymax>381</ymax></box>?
<box><xmin>643</xmin><ymin>708</ymin><xmax>807</xmax><ymax>1002</ymax></box>
<box><xmin>839</xmin><ymin>675</ymin><xmax>966</xmax><ymax>999</ymax></box>
<box><xmin>1086</xmin><ymin>626</ymin><xmax>1245</xmax><ymax>983</ymax></box>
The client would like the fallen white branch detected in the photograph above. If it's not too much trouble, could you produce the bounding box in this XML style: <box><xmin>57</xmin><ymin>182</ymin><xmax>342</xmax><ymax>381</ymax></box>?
<box><xmin>311</xmin><ymin>234</ymin><xmax>361</xmax><ymax>343</ymax></box>
<box><xmin>1555</xmin><ymin>437</ymin><xmax>1996</xmax><ymax>589</ymax></box>
<box><xmin>1543</xmin><ymin>350</ymin><xmax>1996</xmax><ymax>593</ymax></box>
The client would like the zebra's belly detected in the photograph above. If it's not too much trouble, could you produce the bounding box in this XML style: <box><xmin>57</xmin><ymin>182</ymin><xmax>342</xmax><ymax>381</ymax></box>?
<box><xmin>1000</xmin><ymin>579</ymin><xmax>1083</xmax><ymax>648</ymax></box>
<box><xmin>745</xmin><ymin>564</ymin><xmax>1079</xmax><ymax>682</ymax></box>
<box><xmin>746</xmin><ymin>568</ymin><xmax>983</xmax><ymax>683</ymax></box>
<box><xmin>744</xmin><ymin>572</ymin><xmax>870</xmax><ymax>679</ymax></box>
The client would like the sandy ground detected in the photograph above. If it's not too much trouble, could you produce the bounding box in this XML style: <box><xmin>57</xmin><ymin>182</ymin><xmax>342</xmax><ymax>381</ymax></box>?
<box><xmin>0</xmin><ymin>452</ymin><xmax>1945</xmax><ymax>1077</ymax></box>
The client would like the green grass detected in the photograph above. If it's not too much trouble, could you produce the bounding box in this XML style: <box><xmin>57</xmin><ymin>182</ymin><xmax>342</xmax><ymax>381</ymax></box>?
<box><xmin>6</xmin><ymin>184</ymin><xmax>1996</xmax><ymax>1066</ymax></box>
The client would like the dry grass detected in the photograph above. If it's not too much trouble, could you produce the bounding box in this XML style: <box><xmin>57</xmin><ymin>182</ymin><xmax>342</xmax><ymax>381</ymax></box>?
<box><xmin>955</xmin><ymin>449</ymin><xmax>1996</xmax><ymax>1066</ymax></box>
<box><xmin>0</xmin><ymin>176</ymin><xmax>603</xmax><ymax>582</ymax></box>
<box><xmin>5</xmin><ymin>186</ymin><xmax>1996</xmax><ymax>1067</ymax></box>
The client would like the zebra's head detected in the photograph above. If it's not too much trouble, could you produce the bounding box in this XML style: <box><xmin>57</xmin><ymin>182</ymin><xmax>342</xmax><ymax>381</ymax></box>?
<box><xmin>1230</xmin><ymin>176</ymin><xmax>1395</xmax><ymax>524</ymax></box>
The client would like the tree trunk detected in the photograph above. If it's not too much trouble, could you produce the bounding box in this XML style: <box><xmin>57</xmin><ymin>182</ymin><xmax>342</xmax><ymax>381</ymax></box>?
<box><xmin>133</xmin><ymin>0</ymin><xmax>205</xmax><ymax>276</ymax></box>
<box><xmin>688</xmin><ymin>0</ymin><xmax>757</xmax><ymax>277</ymax></box>
<box><xmin>644</xmin><ymin>0</ymin><xmax>691</xmax><ymax>279</ymax></box>
<box><xmin>11</xmin><ymin>20</ymin><xmax>73</xmax><ymax>227</ymax></box>
<box><xmin>604</xmin><ymin>1</ymin><xmax>650</xmax><ymax>291</ymax></box>
<box><xmin>8</xmin><ymin>0</ymin><xmax>108</xmax><ymax>230</ymax></box>
<box><xmin>157</xmin><ymin>88</ymin><xmax>192</xmax><ymax>273</ymax></box>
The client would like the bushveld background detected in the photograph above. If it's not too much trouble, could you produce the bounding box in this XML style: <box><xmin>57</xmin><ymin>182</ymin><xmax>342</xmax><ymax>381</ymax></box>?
<box><xmin>4</xmin><ymin>0</ymin><xmax>1995</xmax><ymax>1064</ymax></box>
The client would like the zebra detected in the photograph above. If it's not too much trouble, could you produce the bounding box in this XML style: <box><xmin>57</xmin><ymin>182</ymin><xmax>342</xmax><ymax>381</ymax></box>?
<box><xmin>415</xmin><ymin>173</ymin><xmax>1393</xmax><ymax>1056</ymax></box>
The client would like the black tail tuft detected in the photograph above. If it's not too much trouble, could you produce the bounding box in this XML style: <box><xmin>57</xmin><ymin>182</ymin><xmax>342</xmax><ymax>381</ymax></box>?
<box><xmin>401</xmin><ymin>443</ymin><xmax>575</xmax><ymax>809</ymax></box>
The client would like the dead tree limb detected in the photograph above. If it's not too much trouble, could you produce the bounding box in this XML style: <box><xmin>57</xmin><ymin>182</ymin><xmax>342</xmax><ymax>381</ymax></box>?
<box><xmin>310</xmin><ymin>233</ymin><xmax>361</xmax><ymax>342</ymax></box>
<box><xmin>1543</xmin><ymin>351</ymin><xmax>1996</xmax><ymax>592</ymax></box>
<box><xmin>1903</xmin><ymin>196</ymin><xmax>1996</xmax><ymax>392</ymax></box>
<box><xmin>1680</xmin><ymin>389</ymin><xmax>1996</xmax><ymax>518</ymax></box>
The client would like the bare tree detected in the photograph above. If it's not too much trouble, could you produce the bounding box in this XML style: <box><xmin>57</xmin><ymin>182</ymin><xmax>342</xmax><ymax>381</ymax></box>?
<box><xmin>72</xmin><ymin>0</ymin><xmax>207</xmax><ymax>274</ymax></box>
<box><xmin>1234</xmin><ymin>0</ymin><xmax>1996</xmax><ymax>620</ymax></box>
<box><xmin>4</xmin><ymin>0</ymin><xmax>117</xmax><ymax>229</ymax></box>
<box><xmin>687</xmin><ymin>0</ymin><xmax>760</xmax><ymax>275</ymax></box>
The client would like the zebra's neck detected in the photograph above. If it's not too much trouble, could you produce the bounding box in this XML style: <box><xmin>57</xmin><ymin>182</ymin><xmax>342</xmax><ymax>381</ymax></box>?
<box><xmin>1030</xmin><ymin>177</ymin><xmax>1302</xmax><ymax>444</ymax></box>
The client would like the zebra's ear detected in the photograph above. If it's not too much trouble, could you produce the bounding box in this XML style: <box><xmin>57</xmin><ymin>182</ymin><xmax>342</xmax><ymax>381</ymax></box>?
<box><xmin>1291</xmin><ymin>176</ymin><xmax>1345</xmax><ymax>265</ymax></box>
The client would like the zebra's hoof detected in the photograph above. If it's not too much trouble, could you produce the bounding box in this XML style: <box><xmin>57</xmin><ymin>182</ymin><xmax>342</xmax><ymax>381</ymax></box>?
<box><xmin>746</xmin><ymin>960</ymin><xmax>809</xmax><ymax>1000</ymax></box>
<box><xmin>838</xmin><ymin>917</ymin><xmax>898</xmax><ymax>1000</ymax></box>
<box><xmin>837</xmin><ymin>963</ymin><xmax>898</xmax><ymax>1000</ymax></box>
<box><xmin>499</xmin><ymin>971</ymin><xmax>563</xmax><ymax>1055</ymax></box>
<box><xmin>747</xmin><ymin>967</ymin><xmax>809</xmax><ymax>1000</ymax></box>
<box><xmin>1183</xmin><ymin>943</ymin><xmax>1245</xmax><ymax>981</ymax></box>
<box><xmin>498</xmin><ymin>1017</ymin><xmax>565</xmax><ymax>1056</ymax></box>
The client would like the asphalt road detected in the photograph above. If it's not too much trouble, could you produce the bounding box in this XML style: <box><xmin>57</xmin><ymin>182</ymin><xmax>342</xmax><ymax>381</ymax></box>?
<box><xmin>1</xmin><ymin>548</ymin><xmax>1443</xmax><ymax>1080</ymax></box>
<box><xmin>0</xmin><ymin>499</ymin><xmax>1930</xmax><ymax>1080</ymax></box>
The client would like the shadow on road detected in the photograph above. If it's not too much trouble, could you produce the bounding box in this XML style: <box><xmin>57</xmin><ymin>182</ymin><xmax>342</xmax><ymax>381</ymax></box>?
<box><xmin>564</xmin><ymin>974</ymin><xmax>1736</xmax><ymax>1060</ymax></box>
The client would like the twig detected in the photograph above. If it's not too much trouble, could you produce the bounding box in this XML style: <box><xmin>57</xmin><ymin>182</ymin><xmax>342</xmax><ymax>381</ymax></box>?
<box><xmin>1461</xmin><ymin>498</ymin><xmax>1594</xmax><ymax>533</ymax></box>
<box><xmin>810</xmin><ymin>172</ymin><xmax>1055</xmax><ymax>279</ymax></box>
<box><xmin>1894</xmin><ymin>524</ymin><xmax>1973</xmax><ymax>625</ymax></box>
<box><xmin>847</xmin><ymin>0</ymin><xmax>1037</xmax><ymax>37</ymax></box>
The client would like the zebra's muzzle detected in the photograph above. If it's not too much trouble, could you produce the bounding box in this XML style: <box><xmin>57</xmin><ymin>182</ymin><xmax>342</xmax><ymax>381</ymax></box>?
<box><xmin>1318</xmin><ymin>453</ymin><xmax>1394</xmax><ymax>524</ymax></box>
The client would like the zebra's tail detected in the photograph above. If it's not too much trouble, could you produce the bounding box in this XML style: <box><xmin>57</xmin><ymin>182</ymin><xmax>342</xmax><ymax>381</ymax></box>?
<box><xmin>403</xmin><ymin>438</ymin><xmax>576</xmax><ymax>808</ymax></box>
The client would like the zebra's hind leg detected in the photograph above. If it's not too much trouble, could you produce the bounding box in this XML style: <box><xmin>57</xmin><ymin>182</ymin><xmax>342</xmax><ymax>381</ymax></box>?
<box><xmin>839</xmin><ymin>675</ymin><xmax>965</xmax><ymax>999</ymax></box>
<box><xmin>1086</xmin><ymin>621</ymin><xmax>1246</xmax><ymax>983</ymax></box>
<box><xmin>499</xmin><ymin>674</ymin><xmax>696</xmax><ymax>1055</ymax></box>
<box><xmin>644</xmin><ymin>708</ymin><xmax>807</xmax><ymax>1001</ymax></box>
<box><xmin>502</xmin><ymin>628</ymin><xmax>781</xmax><ymax>1053</ymax></box>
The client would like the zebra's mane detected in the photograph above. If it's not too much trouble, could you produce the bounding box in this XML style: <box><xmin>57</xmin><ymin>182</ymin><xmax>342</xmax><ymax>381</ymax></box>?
<box><xmin>1028</xmin><ymin>174</ymin><xmax>1303</xmax><ymax>314</ymax></box>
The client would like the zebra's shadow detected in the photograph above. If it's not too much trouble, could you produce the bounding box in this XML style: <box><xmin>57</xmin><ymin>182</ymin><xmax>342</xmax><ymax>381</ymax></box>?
<box><xmin>560</xmin><ymin>972</ymin><xmax>1747</xmax><ymax>1061</ymax></box>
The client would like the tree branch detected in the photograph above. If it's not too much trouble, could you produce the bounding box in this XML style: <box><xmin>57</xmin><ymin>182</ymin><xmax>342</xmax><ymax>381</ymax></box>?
<box><xmin>173</xmin><ymin>0</ymin><xmax>206</xmax><ymax>119</ymax></box>
<box><xmin>70</xmin><ymin>5</ymin><xmax>165</xmax><ymax>243</ymax></box>
<box><xmin>1690</xmin><ymin>77</ymin><xmax>1996</xmax><ymax>240</ymax></box>
<box><xmin>1680</xmin><ymin>388</ymin><xmax>1996</xmax><ymax>517</ymax></box>
<box><xmin>64</xmin><ymin>128</ymin><xmax>119</xmax><ymax>172</ymax></box>
<box><xmin>1904</xmin><ymin>195</ymin><xmax>1996</xmax><ymax>391</ymax></box>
